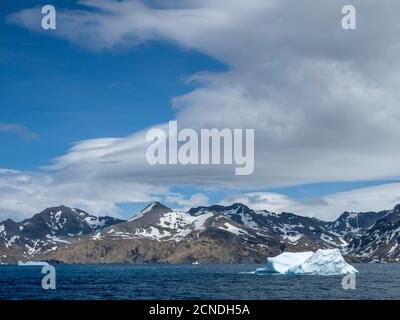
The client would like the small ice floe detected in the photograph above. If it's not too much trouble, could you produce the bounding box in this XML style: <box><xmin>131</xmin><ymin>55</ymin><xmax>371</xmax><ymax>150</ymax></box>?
<box><xmin>256</xmin><ymin>249</ymin><xmax>358</xmax><ymax>275</ymax></box>
<box><xmin>239</xmin><ymin>271</ymin><xmax>256</xmax><ymax>274</ymax></box>
<box><xmin>18</xmin><ymin>261</ymin><xmax>49</xmax><ymax>267</ymax></box>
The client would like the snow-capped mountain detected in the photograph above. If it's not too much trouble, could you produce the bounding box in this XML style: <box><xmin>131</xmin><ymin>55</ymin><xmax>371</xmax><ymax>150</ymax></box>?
<box><xmin>345</xmin><ymin>204</ymin><xmax>400</xmax><ymax>261</ymax></box>
<box><xmin>188</xmin><ymin>203</ymin><xmax>345</xmax><ymax>250</ymax></box>
<box><xmin>0</xmin><ymin>206</ymin><xmax>124</xmax><ymax>263</ymax></box>
<box><xmin>87</xmin><ymin>202</ymin><xmax>344</xmax><ymax>250</ymax></box>
<box><xmin>31</xmin><ymin>202</ymin><xmax>389</xmax><ymax>264</ymax></box>
<box><xmin>40</xmin><ymin>202</ymin><xmax>282</xmax><ymax>264</ymax></box>
<box><xmin>326</xmin><ymin>210</ymin><xmax>387</xmax><ymax>240</ymax></box>
<box><xmin>1</xmin><ymin>202</ymin><xmax>399</xmax><ymax>264</ymax></box>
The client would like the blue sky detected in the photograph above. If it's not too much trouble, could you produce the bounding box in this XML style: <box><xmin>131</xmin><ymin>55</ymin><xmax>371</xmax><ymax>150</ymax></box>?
<box><xmin>2</xmin><ymin>1</ymin><xmax>400</xmax><ymax>221</ymax></box>
<box><xmin>0</xmin><ymin>1</ymin><xmax>225</xmax><ymax>170</ymax></box>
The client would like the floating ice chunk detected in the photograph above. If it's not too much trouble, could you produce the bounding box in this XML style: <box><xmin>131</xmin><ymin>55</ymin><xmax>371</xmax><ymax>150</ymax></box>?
<box><xmin>287</xmin><ymin>249</ymin><xmax>358</xmax><ymax>275</ymax></box>
<box><xmin>256</xmin><ymin>249</ymin><xmax>358</xmax><ymax>275</ymax></box>
<box><xmin>256</xmin><ymin>251</ymin><xmax>314</xmax><ymax>274</ymax></box>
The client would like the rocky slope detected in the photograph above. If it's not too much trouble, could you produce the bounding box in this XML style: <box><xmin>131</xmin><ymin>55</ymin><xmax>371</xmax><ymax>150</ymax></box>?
<box><xmin>2</xmin><ymin>202</ymin><xmax>400</xmax><ymax>264</ymax></box>
<box><xmin>344</xmin><ymin>204</ymin><xmax>400</xmax><ymax>261</ymax></box>
<box><xmin>0</xmin><ymin>206</ymin><xmax>124</xmax><ymax>263</ymax></box>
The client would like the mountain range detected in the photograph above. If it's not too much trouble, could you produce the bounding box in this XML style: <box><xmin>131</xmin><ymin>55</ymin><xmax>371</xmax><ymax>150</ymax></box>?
<box><xmin>1</xmin><ymin>202</ymin><xmax>400</xmax><ymax>264</ymax></box>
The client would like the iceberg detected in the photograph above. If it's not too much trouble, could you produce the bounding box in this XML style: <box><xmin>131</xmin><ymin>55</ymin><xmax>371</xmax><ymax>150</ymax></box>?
<box><xmin>287</xmin><ymin>249</ymin><xmax>358</xmax><ymax>275</ymax></box>
<box><xmin>257</xmin><ymin>249</ymin><xmax>358</xmax><ymax>275</ymax></box>
<box><xmin>256</xmin><ymin>251</ymin><xmax>314</xmax><ymax>274</ymax></box>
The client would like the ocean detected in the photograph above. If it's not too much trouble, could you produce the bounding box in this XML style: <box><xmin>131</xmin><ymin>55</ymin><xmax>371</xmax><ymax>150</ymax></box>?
<box><xmin>0</xmin><ymin>263</ymin><xmax>399</xmax><ymax>300</ymax></box>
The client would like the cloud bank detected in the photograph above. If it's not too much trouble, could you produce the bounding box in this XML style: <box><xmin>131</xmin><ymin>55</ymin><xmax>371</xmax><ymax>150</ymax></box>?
<box><xmin>4</xmin><ymin>0</ymin><xmax>400</xmax><ymax>219</ymax></box>
<box><xmin>220</xmin><ymin>183</ymin><xmax>400</xmax><ymax>221</ymax></box>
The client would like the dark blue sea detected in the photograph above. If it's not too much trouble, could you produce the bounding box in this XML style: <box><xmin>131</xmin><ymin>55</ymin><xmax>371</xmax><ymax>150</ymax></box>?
<box><xmin>0</xmin><ymin>263</ymin><xmax>399</xmax><ymax>300</ymax></box>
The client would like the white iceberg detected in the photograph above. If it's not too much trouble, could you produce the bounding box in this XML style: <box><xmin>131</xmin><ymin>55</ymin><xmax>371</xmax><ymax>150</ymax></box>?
<box><xmin>257</xmin><ymin>249</ymin><xmax>358</xmax><ymax>275</ymax></box>
<box><xmin>287</xmin><ymin>249</ymin><xmax>358</xmax><ymax>275</ymax></box>
<box><xmin>256</xmin><ymin>251</ymin><xmax>314</xmax><ymax>274</ymax></box>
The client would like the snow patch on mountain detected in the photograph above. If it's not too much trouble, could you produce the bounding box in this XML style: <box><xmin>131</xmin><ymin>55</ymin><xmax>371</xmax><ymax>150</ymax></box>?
<box><xmin>45</xmin><ymin>235</ymin><xmax>71</xmax><ymax>244</ymax></box>
<box><xmin>148</xmin><ymin>211</ymin><xmax>212</xmax><ymax>240</ymax></box>
<box><xmin>85</xmin><ymin>216</ymin><xmax>106</xmax><ymax>228</ymax></box>
<box><xmin>218</xmin><ymin>222</ymin><xmax>250</xmax><ymax>236</ymax></box>
<box><xmin>5</xmin><ymin>235</ymin><xmax>19</xmax><ymax>248</ymax></box>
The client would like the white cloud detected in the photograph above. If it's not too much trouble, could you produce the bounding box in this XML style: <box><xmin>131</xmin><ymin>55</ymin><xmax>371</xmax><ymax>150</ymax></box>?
<box><xmin>0</xmin><ymin>169</ymin><xmax>162</xmax><ymax>221</ymax></box>
<box><xmin>9</xmin><ymin>0</ymin><xmax>400</xmax><ymax>186</ymax></box>
<box><xmin>5</xmin><ymin>0</ymin><xmax>400</xmax><ymax>219</ymax></box>
<box><xmin>0</xmin><ymin>123</ymin><xmax>38</xmax><ymax>140</ymax></box>
<box><xmin>165</xmin><ymin>193</ymin><xmax>209</xmax><ymax>211</ymax></box>
<box><xmin>223</xmin><ymin>184</ymin><xmax>400</xmax><ymax>221</ymax></box>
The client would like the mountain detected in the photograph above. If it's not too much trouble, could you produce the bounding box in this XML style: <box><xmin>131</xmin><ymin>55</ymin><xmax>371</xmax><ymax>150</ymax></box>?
<box><xmin>41</xmin><ymin>202</ymin><xmax>281</xmax><ymax>263</ymax></box>
<box><xmin>1</xmin><ymin>202</ymin><xmax>399</xmax><ymax>264</ymax></box>
<box><xmin>344</xmin><ymin>205</ymin><xmax>400</xmax><ymax>262</ymax></box>
<box><xmin>33</xmin><ymin>202</ymin><xmax>379</xmax><ymax>264</ymax></box>
<box><xmin>326</xmin><ymin>210</ymin><xmax>387</xmax><ymax>241</ymax></box>
<box><xmin>189</xmin><ymin>203</ymin><xmax>345</xmax><ymax>250</ymax></box>
<box><xmin>0</xmin><ymin>206</ymin><xmax>124</xmax><ymax>263</ymax></box>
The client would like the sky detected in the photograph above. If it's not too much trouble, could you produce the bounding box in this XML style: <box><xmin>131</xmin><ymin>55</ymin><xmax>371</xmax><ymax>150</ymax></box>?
<box><xmin>2</xmin><ymin>0</ymin><xmax>400</xmax><ymax>221</ymax></box>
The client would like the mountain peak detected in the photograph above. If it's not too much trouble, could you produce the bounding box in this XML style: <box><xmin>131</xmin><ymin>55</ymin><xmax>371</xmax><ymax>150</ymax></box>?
<box><xmin>141</xmin><ymin>202</ymin><xmax>171</xmax><ymax>213</ymax></box>
<box><xmin>188</xmin><ymin>203</ymin><xmax>252</xmax><ymax>216</ymax></box>
<box><xmin>231</xmin><ymin>203</ymin><xmax>250</xmax><ymax>209</ymax></box>
<box><xmin>38</xmin><ymin>205</ymin><xmax>74</xmax><ymax>215</ymax></box>
<box><xmin>129</xmin><ymin>202</ymin><xmax>172</xmax><ymax>221</ymax></box>
<box><xmin>31</xmin><ymin>206</ymin><xmax>93</xmax><ymax>222</ymax></box>
<box><xmin>393</xmin><ymin>204</ymin><xmax>400</xmax><ymax>211</ymax></box>
<box><xmin>46</xmin><ymin>205</ymin><xmax>70</xmax><ymax>210</ymax></box>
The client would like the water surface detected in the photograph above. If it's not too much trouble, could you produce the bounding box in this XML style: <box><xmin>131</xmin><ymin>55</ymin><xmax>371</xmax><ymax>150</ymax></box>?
<box><xmin>0</xmin><ymin>263</ymin><xmax>398</xmax><ymax>300</ymax></box>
